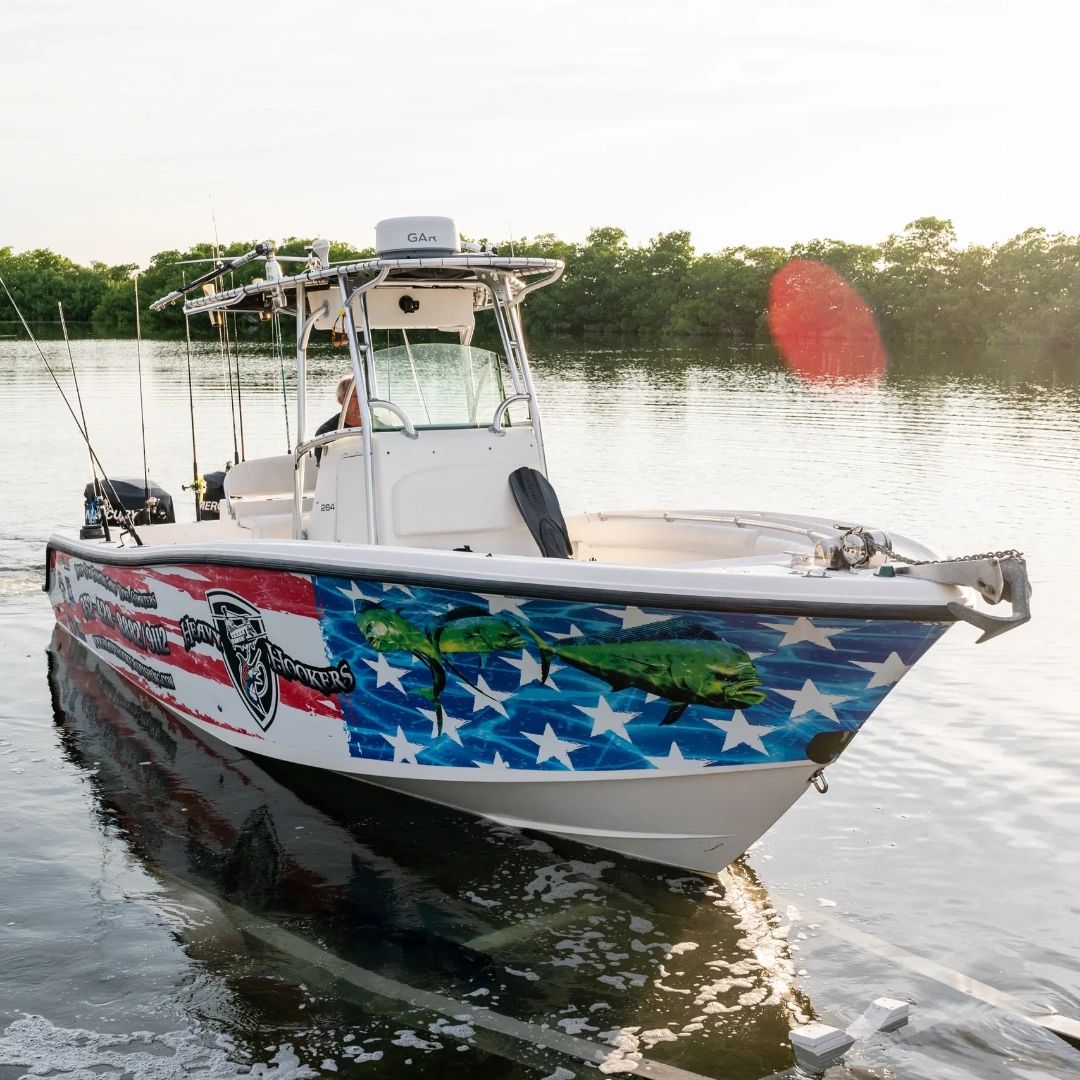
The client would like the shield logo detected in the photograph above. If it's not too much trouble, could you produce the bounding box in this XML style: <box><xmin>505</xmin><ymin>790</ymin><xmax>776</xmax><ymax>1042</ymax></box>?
<box><xmin>207</xmin><ymin>589</ymin><xmax>279</xmax><ymax>730</ymax></box>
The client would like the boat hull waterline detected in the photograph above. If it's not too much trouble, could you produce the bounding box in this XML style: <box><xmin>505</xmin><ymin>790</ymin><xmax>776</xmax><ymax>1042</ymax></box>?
<box><xmin>46</xmin><ymin>541</ymin><xmax>951</xmax><ymax>874</ymax></box>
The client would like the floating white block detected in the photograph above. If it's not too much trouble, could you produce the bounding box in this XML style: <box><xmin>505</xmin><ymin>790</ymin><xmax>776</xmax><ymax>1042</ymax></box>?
<box><xmin>870</xmin><ymin>997</ymin><xmax>910</xmax><ymax>1032</ymax></box>
<box><xmin>789</xmin><ymin>1022</ymin><xmax>855</xmax><ymax>1066</ymax></box>
<box><xmin>847</xmin><ymin>997</ymin><xmax>911</xmax><ymax>1039</ymax></box>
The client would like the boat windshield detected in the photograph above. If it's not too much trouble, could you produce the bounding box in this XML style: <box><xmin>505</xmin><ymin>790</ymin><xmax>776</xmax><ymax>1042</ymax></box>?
<box><xmin>371</xmin><ymin>344</ymin><xmax>509</xmax><ymax>430</ymax></box>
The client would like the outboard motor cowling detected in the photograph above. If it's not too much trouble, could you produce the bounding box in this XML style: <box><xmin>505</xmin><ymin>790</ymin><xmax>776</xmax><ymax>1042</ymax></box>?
<box><xmin>84</xmin><ymin>477</ymin><xmax>175</xmax><ymax>529</ymax></box>
<box><xmin>198</xmin><ymin>470</ymin><xmax>227</xmax><ymax>521</ymax></box>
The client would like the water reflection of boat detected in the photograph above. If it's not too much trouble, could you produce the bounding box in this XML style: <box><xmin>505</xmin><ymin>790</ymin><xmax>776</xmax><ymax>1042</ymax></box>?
<box><xmin>48</xmin><ymin>628</ymin><xmax>813</xmax><ymax>1076</ymax></box>
<box><xmin>44</xmin><ymin>216</ymin><xmax>1030</xmax><ymax>874</ymax></box>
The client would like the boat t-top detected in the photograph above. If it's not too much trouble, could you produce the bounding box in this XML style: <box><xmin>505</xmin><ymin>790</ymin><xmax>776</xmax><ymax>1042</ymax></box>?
<box><xmin>43</xmin><ymin>216</ymin><xmax>1030</xmax><ymax>875</ymax></box>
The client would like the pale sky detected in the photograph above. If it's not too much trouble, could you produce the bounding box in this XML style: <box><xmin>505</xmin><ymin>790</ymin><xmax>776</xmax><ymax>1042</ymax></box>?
<box><xmin>2</xmin><ymin>0</ymin><xmax>1077</xmax><ymax>266</ymax></box>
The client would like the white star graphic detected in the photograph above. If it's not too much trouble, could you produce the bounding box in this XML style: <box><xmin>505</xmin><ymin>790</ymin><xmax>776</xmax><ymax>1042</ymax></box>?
<box><xmin>644</xmin><ymin>692</ymin><xmax>661</xmax><ymax>704</ymax></box>
<box><xmin>599</xmin><ymin>606</ymin><xmax>674</xmax><ymax>629</ymax></box>
<box><xmin>773</xmin><ymin>679</ymin><xmax>851</xmax><ymax>722</ymax></box>
<box><xmin>418</xmin><ymin>707</ymin><xmax>470</xmax><ymax>745</ymax></box>
<box><xmin>468</xmin><ymin>674</ymin><xmax>511</xmax><ymax>717</ymax></box>
<box><xmin>763</xmin><ymin>618</ymin><xmax>846</xmax><ymax>650</ymax></box>
<box><xmin>565</xmin><ymin>624</ymin><xmax>585</xmax><ymax>638</ymax></box>
<box><xmin>481</xmin><ymin>594</ymin><xmax>528</xmax><ymax>618</ymax></box>
<box><xmin>361</xmin><ymin>654</ymin><xmax>410</xmax><ymax>693</ymax></box>
<box><xmin>382</xmin><ymin>725</ymin><xmax>425</xmax><ymax>763</ymax></box>
<box><xmin>522</xmin><ymin>723</ymin><xmax>584</xmax><ymax>768</ymax></box>
<box><xmin>645</xmin><ymin>742</ymin><xmax>710</xmax><ymax>771</ymax></box>
<box><xmin>576</xmin><ymin>696</ymin><xmax>639</xmax><ymax>741</ymax></box>
<box><xmin>501</xmin><ymin>649</ymin><xmax>560</xmax><ymax>688</ymax></box>
<box><xmin>852</xmin><ymin>652</ymin><xmax>911</xmax><ymax>689</ymax></box>
<box><xmin>473</xmin><ymin>750</ymin><xmax>511</xmax><ymax>770</ymax></box>
<box><xmin>380</xmin><ymin>581</ymin><xmax>414</xmax><ymax>598</ymax></box>
<box><xmin>705</xmin><ymin>710</ymin><xmax>776</xmax><ymax>754</ymax></box>
<box><xmin>336</xmin><ymin>581</ymin><xmax>368</xmax><ymax>605</ymax></box>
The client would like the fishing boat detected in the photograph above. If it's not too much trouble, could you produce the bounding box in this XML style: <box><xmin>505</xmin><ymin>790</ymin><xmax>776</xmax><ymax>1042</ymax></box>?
<box><xmin>41</xmin><ymin>216</ymin><xmax>1030</xmax><ymax>876</ymax></box>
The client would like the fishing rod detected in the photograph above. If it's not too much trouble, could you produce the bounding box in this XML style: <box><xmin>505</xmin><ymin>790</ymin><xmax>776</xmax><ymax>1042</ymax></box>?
<box><xmin>231</xmin><ymin>311</ymin><xmax>247</xmax><ymax>460</ymax></box>
<box><xmin>182</xmin><ymin>298</ymin><xmax>202</xmax><ymax>521</ymax></box>
<box><xmin>273</xmin><ymin>312</ymin><xmax>292</xmax><ymax>452</ymax></box>
<box><xmin>133</xmin><ymin>275</ymin><xmax>152</xmax><ymax>520</ymax></box>
<box><xmin>0</xmin><ymin>275</ymin><xmax>143</xmax><ymax>546</ymax></box>
<box><xmin>218</xmin><ymin>297</ymin><xmax>241</xmax><ymax>465</ymax></box>
<box><xmin>58</xmin><ymin>302</ymin><xmax>111</xmax><ymax>543</ymax></box>
<box><xmin>228</xmin><ymin>276</ymin><xmax>246</xmax><ymax>461</ymax></box>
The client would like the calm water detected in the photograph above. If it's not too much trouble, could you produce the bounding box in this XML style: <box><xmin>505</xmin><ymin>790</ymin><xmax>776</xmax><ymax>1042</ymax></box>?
<box><xmin>0</xmin><ymin>337</ymin><xmax>1078</xmax><ymax>1078</ymax></box>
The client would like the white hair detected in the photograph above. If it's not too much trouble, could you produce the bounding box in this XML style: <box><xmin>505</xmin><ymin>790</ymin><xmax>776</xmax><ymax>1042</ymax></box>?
<box><xmin>335</xmin><ymin>375</ymin><xmax>355</xmax><ymax>404</ymax></box>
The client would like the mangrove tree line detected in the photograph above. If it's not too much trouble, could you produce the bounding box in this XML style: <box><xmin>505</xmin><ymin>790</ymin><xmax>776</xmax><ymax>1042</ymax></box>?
<box><xmin>2</xmin><ymin>217</ymin><xmax>1078</xmax><ymax>346</ymax></box>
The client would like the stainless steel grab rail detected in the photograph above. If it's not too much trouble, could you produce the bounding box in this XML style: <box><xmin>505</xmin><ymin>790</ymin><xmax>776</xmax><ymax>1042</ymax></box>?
<box><xmin>489</xmin><ymin>393</ymin><xmax>531</xmax><ymax>435</ymax></box>
<box><xmin>368</xmin><ymin>399</ymin><xmax>419</xmax><ymax>439</ymax></box>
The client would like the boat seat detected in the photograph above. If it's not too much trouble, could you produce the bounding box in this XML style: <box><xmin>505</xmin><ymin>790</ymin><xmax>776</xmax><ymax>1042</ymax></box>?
<box><xmin>223</xmin><ymin>455</ymin><xmax>315</xmax><ymax>522</ymax></box>
<box><xmin>245</xmin><ymin>512</ymin><xmax>296</xmax><ymax>540</ymax></box>
<box><xmin>372</xmin><ymin>427</ymin><xmax>547</xmax><ymax>555</ymax></box>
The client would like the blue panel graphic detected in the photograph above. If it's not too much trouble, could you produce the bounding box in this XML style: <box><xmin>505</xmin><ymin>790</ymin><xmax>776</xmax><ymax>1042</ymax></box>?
<box><xmin>313</xmin><ymin>576</ymin><xmax>947</xmax><ymax>773</ymax></box>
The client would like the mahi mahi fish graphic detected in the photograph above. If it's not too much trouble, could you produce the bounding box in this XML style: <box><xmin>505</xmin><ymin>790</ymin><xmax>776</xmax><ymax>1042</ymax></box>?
<box><xmin>354</xmin><ymin>606</ymin><xmax>450</xmax><ymax>726</ymax></box>
<box><xmin>354</xmin><ymin>601</ymin><xmax>765</xmax><ymax>727</ymax></box>
<box><xmin>354</xmin><ymin>604</ymin><xmax>530</xmax><ymax>729</ymax></box>
<box><xmin>496</xmin><ymin>614</ymin><xmax>765</xmax><ymax>725</ymax></box>
<box><xmin>360</xmin><ymin>601</ymin><xmax>765</xmax><ymax>726</ymax></box>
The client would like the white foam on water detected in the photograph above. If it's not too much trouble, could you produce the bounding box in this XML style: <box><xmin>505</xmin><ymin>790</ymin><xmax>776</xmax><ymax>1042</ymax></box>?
<box><xmin>341</xmin><ymin>1046</ymin><xmax>383</xmax><ymax>1063</ymax></box>
<box><xmin>523</xmin><ymin>860</ymin><xmax>614</xmax><ymax>904</ymax></box>
<box><xmin>464</xmin><ymin>890</ymin><xmax>501</xmax><ymax>908</ymax></box>
<box><xmin>0</xmin><ymin>1015</ymin><xmax>319</xmax><ymax>1078</ymax></box>
<box><xmin>390</xmin><ymin>1029</ymin><xmax>442</xmax><ymax>1051</ymax></box>
<box><xmin>666</xmin><ymin>941</ymin><xmax>699</xmax><ymax>957</ymax></box>
<box><xmin>504</xmin><ymin>965</ymin><xmax>541</xmax><ymax>982</ymax></box>
<box><xmin>556</xmin><ymin>1015</ymin><xmax>596</xmax><ymax>1036</ymax></box>
<box><xmin>428</xmin><ymin>1018</ymin><xmax>475</xmax><ymax>1040</ymax></box>
<box><xmin>639</xmin><ymin>1028</ymin><xmax>679</xmax><ymax>1049</ymax></box>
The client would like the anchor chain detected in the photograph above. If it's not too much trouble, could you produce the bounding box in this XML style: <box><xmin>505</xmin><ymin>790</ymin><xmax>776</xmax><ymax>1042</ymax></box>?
<box><xmin>875</xmin><ymin>545</ymin><xmax>1026</xmax><ymax>569</ymax></box>
<box><xmin>828</xmin><ymin>523</ymin><xmax>1024</xmax><ymax>569</ymax></box>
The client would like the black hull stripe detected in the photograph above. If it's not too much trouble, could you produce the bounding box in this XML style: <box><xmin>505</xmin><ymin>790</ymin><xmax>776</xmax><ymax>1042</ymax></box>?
<box><xmin>45</xmin><ymin>537</ymin><xmax>959</xmax><ymax>623</ymax></box>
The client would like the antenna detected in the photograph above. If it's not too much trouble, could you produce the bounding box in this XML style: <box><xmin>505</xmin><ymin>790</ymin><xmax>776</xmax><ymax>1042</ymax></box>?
<box><xmin>150</xmin><ymin>241</ymin><xmax>272</xmax><ymax>311</ymax></box>
<box><xmin>133</xmin><ymin>275</ymin><xmax>152</xmax><ymax>520</ymax></box>
<box><xmin>230</xmin><ymin>307</ymin><xmax>246</xmax><ymax>461</ymax></box>
<box><xmin>182</xmin><ymin>273</ymin><xmax>201</xmax><ymax>521</ymax></box>
<box><xmin>212</xmin><ymin>284</ymin><xmax>241</xmax><ymax>465</ymax></box>
<box><xmin>273</xmin><ymin>312</ymin><xmax>292</xmax><ymax>453</ymax></box>
<box><xmin>209</xmin><ymin>194</ymin><xmax>221</xmax><ymax>259</ymax></box>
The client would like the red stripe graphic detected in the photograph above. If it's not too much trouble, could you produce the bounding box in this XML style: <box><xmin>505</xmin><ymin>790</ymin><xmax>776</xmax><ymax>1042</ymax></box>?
<box><xmin>52</xmin><ymin>554</ymin><xmax>346</xmax><ymax>723</ymax></box>
<box><xmin>149</xmin><ymin>563</ymin><xmax>316</xmax><ymax>616</ymax></box>
<box><xmin>57</xmin><ymin>552</ymin><xmax>319</xmax><ymax>617</ymax></box>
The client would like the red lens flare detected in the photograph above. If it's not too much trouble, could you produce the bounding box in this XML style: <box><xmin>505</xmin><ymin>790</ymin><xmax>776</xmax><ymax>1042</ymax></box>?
<box><xmin>768</xmin><ymin>260</ymin><xmax>886</xmax><ymax>383</ymax></box>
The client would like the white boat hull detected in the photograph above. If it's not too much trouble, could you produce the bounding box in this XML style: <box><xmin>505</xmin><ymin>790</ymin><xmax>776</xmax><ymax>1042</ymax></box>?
<box><xmin>346</xmin><ymin>760</ymin><xmax>819</xmax><ymax>874</ymax></box>
<box><xmin>45</xmin><ymin>527</ymin><xmax>960</xmax><ymax>875</ymax></box>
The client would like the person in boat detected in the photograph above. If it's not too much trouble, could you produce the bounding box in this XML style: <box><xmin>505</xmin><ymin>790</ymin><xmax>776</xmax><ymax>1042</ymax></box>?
<box><xmin>314</xmin><ymin>375</ymin><xmax>361</xmax><ymax>463</ymax></box>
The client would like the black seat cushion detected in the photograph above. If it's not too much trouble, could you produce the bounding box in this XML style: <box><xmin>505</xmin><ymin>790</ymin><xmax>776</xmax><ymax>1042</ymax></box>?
<box><xmin>508</xmin><ymin>467</ymin><xmax>573</xmax><ymax>559</ymax></box>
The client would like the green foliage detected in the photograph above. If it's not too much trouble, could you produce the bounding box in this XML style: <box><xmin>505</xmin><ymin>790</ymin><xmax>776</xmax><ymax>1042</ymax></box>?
<box><xmin>0</xmin><ymin>247</ymin><xmax>128</xmax><ymax>329</ymax></box>
<box><xmin>3</xmin><ymin>221</ymin><xmax>1080</xmax><ymax>345</ymax></box>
